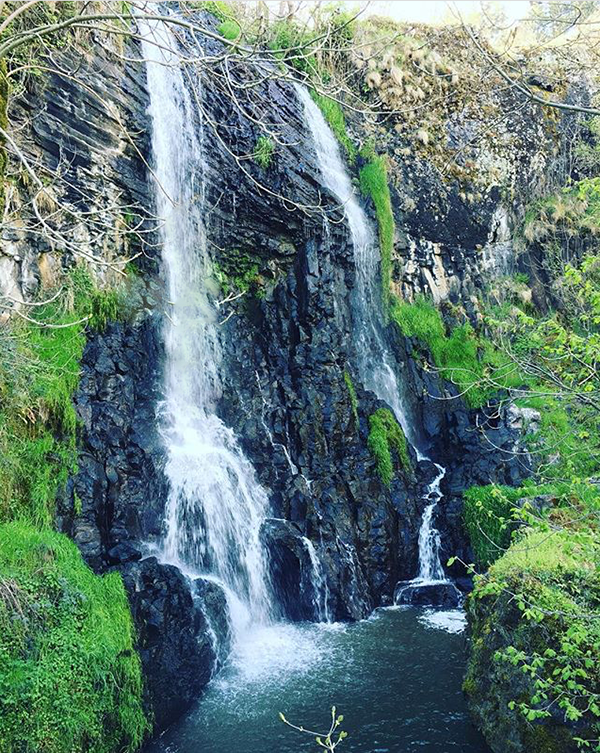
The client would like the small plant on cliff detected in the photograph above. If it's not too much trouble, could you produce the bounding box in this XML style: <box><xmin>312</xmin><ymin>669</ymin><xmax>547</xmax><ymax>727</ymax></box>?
<box><xmin>254</xmin><ymin>135</ymin><xmax>274</xmax><ymax>168</ymax></box>
<box><xmin>214</xmin><ymin>252</ymin><xmax>261</xmax><ymax>298</ymax></box>
<box><xmin>344</xmin><ymin>370</ymin><xmax>359</xmax><ymax>429</ymax></box>
<box><xmin>280</xmin><ymin>707</ymin><xmax>348</xmax><ymax>751</ymax></box>
<box><xmin>367</xmin><ymin>407</ymin><xmax>411</xmax><ymax>486</ymax></box>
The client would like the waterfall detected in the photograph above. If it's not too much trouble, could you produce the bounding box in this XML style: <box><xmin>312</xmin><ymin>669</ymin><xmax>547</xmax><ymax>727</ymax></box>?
<box><xmin>294</xmin><ymin>86</ymin><xmax>416</xmax><ymax>445</ymax></box>
<box><xmin>414</xmin><ymin>465</ymin><xmax>447</xmax><ymax>583</ymax></box>
<box><xmin>295</xmin><ymin>86</ymin><xmax>452</xmax><ymax>592</ymax></box>
<box><xmin>142</xmin><ymin>18</ymin><xmax>273</xmax><ymax>637</ymax></box>
<box><xmin>302</xmin><ymin>537</ymin><xmax>331</xmax><ymax>623</ymax></box>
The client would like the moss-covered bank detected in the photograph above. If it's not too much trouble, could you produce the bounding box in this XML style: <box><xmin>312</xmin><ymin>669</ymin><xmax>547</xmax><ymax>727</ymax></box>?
<box><xmin>0</xmin><ymin>523</ymin><xmax>148</xmax><ymax>753</ymax></box>
<box><xmin>465</xmin><ymin>514</ymin><xmax>600</xmax><ymax>752</ymax></box>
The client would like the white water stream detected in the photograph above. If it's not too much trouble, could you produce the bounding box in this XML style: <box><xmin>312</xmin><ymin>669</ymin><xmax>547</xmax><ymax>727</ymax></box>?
<box><xmin>295</xmin><ymin>86</ymin><xmax>450</xmax><ymax>589</ymax></box>
<box><xmin>143</xmin><ymin>19</ymin><xmax>274</xmax><ymax>641</ymax></box>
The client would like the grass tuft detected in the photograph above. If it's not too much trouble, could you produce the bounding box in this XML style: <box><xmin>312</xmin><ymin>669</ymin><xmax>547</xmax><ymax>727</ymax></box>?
<box><xmin>359</xmin><ymin>154</ymin><xmax>394</xmax><ymax>311</ymax></box>
<box><xmin>367</xmin><ymin>407</ymin><xmax>411</xmax><ymax>485</ymax></box>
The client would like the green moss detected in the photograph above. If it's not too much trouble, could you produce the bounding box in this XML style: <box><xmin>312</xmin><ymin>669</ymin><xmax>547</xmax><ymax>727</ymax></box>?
<box><xmin>359</xmin><ymin>155</ymin><xmax>394</xmax><ymax>310</ymax></box>
<box><xmin>213</xmin><ymin>251</ymin><xmax>262</xmax><ymax>297</ymax></box>
<box><xmin>217</xmin><ymin>18</ymin><xmax>241</xmax><ymax>41</ymax></box>
<box><xmin>343</xmin><ymin>370</ymin><xmax>359</xmax><ymax>429</ymax></box>
<box><xmin>0</xmin><ymin>267</ymin><xmax>123</xmax><ymax>526</ymax></box>
<box><xmin>0</xmin><ymin>522</ymin><xmax>149</xmax><ymax>752</ymax></box>
<box><xmin>310</xmin><ymin>91</ymin><xmax>356</xmax><ymax>163</ymax></box>
<box><xmin>367</xmin><ymin>408</ymin><xmax>411</xmax><ymax>485</ymax></box>
<box><xmin>254</xmin><ymin>135</ymin><xmax>274</xmax><ymax>169</ymax></box>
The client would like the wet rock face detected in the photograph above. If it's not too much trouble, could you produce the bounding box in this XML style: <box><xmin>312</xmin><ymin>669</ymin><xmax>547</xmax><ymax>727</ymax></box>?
<box><xmin>120</xmin><ymin>558</ymin><xmax>221</xmax><ymax>732</ymax></box>
<box><xmin>58</xmin><ymin>316</ymin><xmax>167</xmax><ymax>570</ymax></box>
<box><xmin>395</xmin><ymin>581</ymin><xmax>462</xmax><ymax>609</ymax></box>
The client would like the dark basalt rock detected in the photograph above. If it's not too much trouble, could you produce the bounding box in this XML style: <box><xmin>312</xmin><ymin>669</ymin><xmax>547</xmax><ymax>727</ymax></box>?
<box><xmin>192</xmin><ymin>577</ymin><xmax>232</xmax><ymax>666</ymax></box>
<box><xmin>394</xmin><ymin>581</ymin><xmax>463</xmax><ymax>608</ymax></box>
<box><xmin>120</xmin><ymin>557</ymin><xmax>218</xmax><ymax>732</ymax></box>
<box><xmin>261</xmin><ymin>517</ymin><xmax>322</xmax><ymax>622</ymax></box>
<box><xmin>58</xmin><ymin>315</ymin><xmax>167</xmax><ymax>572</ymax></box>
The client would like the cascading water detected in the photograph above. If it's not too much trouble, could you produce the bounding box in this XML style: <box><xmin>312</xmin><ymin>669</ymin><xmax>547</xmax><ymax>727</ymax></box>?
<box><xmin>142</xmin><ymin>18</ymin><xmax>273</xmax><ymax>638</ymax></box>
<box><xmin>294</xmin><ymin>87</ymin><xmax>416</xmax><ymax>444</ymax></box>
<box><xmin>302</xmin><ymin>537</ymin><xmax>331</xmax><ymax>623</ymax></box>
<box><xmin>414</xmin><ymin>464</ymin><xmax>447</xmax><ymax>583</ymax></box>
<box><xmin>295</xmin><ymin>86</ymin><xmax>454</xmax><ymax>599</ymax></box>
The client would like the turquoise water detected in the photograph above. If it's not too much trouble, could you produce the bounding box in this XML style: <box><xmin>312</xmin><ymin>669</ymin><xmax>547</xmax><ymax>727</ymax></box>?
<box><xmin>146</xmin><ymin>607</ymin><xmax>490</xmax><ymax>753</ymax></box>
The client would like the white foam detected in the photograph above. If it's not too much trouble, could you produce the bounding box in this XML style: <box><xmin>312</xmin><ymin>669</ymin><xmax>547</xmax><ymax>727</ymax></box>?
<box><xmin>418</xmin><ymin>609</ymin><xmax>467</xmax><ymax>634</ymax></box>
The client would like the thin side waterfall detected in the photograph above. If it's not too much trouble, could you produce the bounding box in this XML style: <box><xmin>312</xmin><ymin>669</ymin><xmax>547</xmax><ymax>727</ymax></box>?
<box><xmin>302</xmin><ymin>537</ymin><xmax>331</xmax><ymax>623</ymax></box>
<box><xmin>294</xmin><ymin>86</ymin><xmax>415</xmax><ymax>443</ymax></box>
<box><xmin>414</xmin><ymin>465</ymin><xmax>447</xmax><ymax>583</ymax></box>
<box><xmin>295</xmin><ymin>86</ymin><xmax>450</xmax><ymax>589</ymax></box>
<box><xmin>142</xmin><ymin>19</ymin><xmax>273</xmax><ymax>637</ymax></box>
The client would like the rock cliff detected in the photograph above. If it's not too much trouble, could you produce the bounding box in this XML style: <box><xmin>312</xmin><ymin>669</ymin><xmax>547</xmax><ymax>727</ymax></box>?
<box><xmin>0</xmin><ymin>8</ymin><xmax>577</xmax><ymax>740</ymax></box>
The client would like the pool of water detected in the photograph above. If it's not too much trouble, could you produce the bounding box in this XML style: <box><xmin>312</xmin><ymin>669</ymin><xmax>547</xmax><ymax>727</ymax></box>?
<box><xmin>146</xmin><ymin>607</ymin><xmax>490</xmax><ymax>753</ymax></box>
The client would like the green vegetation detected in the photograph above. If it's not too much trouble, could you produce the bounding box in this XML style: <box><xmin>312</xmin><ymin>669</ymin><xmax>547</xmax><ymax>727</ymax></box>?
<box><xmin>0</xmin><ymin>267</ymin><xmax>124</xmax><ymax>527</ymax></box>
<box><xmin>213</xmin><ymin>251</ymin><xmax>262</xmax><ymax>297</ymax></box>
<box><xmin>268</xmin><ymin>18</ymin><xmax>320</xmax><ymax>76</ymax></box>
<box><xmin>197</xmin><ymin>1</ymin><xmax>235</xmax><ymax>23</ymax></box>
<box><xmin>310</xmin><ymin>91</ymin><xmax>357</xmax><ymax>163</ymax></box>
<box><xmin>343</xmin><ymin>370</ymin><xmax>359</xmax><ymax>429</ymax></box>
<box><xmin>359</xmin><ymin>154</ymin><xmax>394</xmax><ymax>310</ymax></box>
<box><xmin>218</xmin><ymin>18</ymin><xmax>241</xmax><ymax>41</ymax></box>
<box><xmin>0</xmin><ymin>522</ymin><xmax>148</xmax><ymax>753</ymax></box>
<box><xmin>460</xmin><ymin>248</ymin><xmax>600</xmax><ymax>750</ymax></box>
<box><xmin>266</xmin><ymin>7</ymin><xmax>355</xmax><ymax>77</ymax></box>
<box><xmin>280</xmin><ymin>707</ymin><xmax>348</xmax><ymax>751</ymax></box>
<box><xmin>461</xmin><ymin>482</ymin><xmax>597</xmax><ymax>569</ymax></box>
<box><xmin>254</xmin><ymin>135</ymin><xmax>274</xmax><ymax>169</ymax></box>
<box><xmin>575</xmin><ymin>116</ymin><xmax>600</xmax><ymax>173</ymax></box>
<box><xmin>466</xmin><ymin>519</ymin><xmax>600</xmax><ymax>752</ymax></box>
<box><xmin>523</xmin><ymin>176</ymin><xmax>600</xmax><ymax>244</ymax></box>
<box><xmin>390</xmin><ymin>295</ymin><xmax>510</xmax><ymax>408</ymax></box>
<box><xmin>367</xmin><ymin>408</ymin><xmax>410</xmax><ymax>485</ymax></box>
